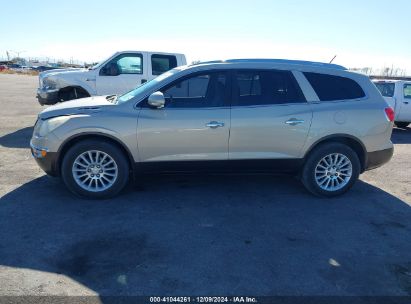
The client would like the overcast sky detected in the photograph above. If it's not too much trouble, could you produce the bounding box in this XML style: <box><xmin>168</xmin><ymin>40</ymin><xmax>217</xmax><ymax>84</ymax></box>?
<box><xmin>1</xmin><ymin>0</ymin><xmax>410</xmax><ymax>73</ymax></box>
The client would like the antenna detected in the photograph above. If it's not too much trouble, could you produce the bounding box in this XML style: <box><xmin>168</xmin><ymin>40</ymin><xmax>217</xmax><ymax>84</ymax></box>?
<box><xmin>329</xmin><ymin>55</ymin><xmax>337</xmax><ymax>64</ymax></box>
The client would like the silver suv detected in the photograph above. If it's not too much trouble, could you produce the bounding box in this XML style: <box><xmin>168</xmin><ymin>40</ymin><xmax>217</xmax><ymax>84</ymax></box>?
<box><xmin>30</xmin><ymin>59</ymin><xmax>394</xmax><ymax>199</ymax></box>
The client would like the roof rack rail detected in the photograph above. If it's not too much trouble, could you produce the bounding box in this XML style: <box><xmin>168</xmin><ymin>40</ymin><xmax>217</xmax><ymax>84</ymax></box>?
<box><xmin>224</xmin><ymin>59</ymin><xmax>347</xmax><ymax>70</ymax></box>
<box><xmin>189</xmin><ymin>60</ymin><xmax>224</xmax><ymax>66</ymax></box>
<box><xmin>190</xmin><ymin>58</ymin><xmax>346</xmax><ymax>70</ymax></box>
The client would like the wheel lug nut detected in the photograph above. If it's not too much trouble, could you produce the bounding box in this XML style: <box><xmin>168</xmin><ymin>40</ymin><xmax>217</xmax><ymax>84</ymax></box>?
<box><xmin>99</xmin><ymin>170</ymin><xmax>103</xmax><ymax>173</ymax></box>
<box><xmin>91</xmin><ymin>174</ymin><xmax>94</xmax><ymax>177</ymax></box>
<box><xmin>97</xmin><ymin>174</ymin><xmax>100</xmax><ymax>177</ymax></box>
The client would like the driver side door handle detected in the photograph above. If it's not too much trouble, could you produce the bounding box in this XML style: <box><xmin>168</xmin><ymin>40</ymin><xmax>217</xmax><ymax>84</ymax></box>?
<box><xmin>206</xmin><ymin>121</ymin><xmax>225</xmax><ymax>129</ymax></box>
<box><xmin>285</xmin><ymin>118</ymin><xmax>305</xmax><ymax>126</ymax></box>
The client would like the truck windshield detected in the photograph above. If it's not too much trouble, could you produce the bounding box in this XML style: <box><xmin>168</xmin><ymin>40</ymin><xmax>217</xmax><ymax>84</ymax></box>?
<box><xmin>89</xmin><ymin>61</ymin><xmax>104</xmax><ymax>70</ymax></box>
<box><xmin>375</xmin><ymin>82</ymin><xmax>395</xmax><ymax>97</ymax></box>
<box><xmin>116</xmin><ymin>68</ymin><xmax>183</xmax><ymax>104</ymax></box>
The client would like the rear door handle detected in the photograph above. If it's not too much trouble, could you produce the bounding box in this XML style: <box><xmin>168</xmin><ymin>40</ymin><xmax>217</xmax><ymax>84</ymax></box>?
<box><xmin>206</xmin><ymin>121</ymin><xmax>225</xmax><ymax>128</ymax></box>
<box><xmin>285</xmin><ymin>118</ymin><xmax>304</xmax><ymax>126</ymax></box>
<box><xmin>141</xmin><ymin>79</ymin><xmax>147</xmax><ymax>84</ymax></box>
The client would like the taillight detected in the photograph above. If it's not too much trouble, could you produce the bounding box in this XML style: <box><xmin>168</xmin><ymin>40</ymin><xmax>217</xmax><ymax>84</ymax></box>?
<box><xmin>384</xmin><ymin>107</ymin><xmax>395</xmax><ymax>122</ymax></box>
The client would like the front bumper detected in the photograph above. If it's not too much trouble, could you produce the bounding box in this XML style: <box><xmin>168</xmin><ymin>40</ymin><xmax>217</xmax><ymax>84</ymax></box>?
<box><xmin>30</xmin><ymin>142</ymin><xmax>59</xmax><ymax>176</ymax></box>
<box><xmin>36</xmin><ymin>88</ymin><xmax>59</xmax><ymax>105</ymax></box>
<box><xmin>365</xmin><ymin>147</ymin><xmax>394</xmax><ymax>171</ymax></box>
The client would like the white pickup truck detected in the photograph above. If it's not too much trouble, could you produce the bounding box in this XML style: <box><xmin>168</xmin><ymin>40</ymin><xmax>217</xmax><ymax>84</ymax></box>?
<box><xmin>37</xmin><ymin>51</ymin><xmax>186</xmax><ymax>105</ymax></box>
<box><xmin>374</xmin><ymin>79</ymin><xmax>411</xmax><ymax>128</ymax></box>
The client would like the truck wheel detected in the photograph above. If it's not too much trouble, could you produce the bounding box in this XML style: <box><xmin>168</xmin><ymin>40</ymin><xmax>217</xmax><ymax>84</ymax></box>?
<box><xmin>394</xmin><ymin>122</ymin><xmax>410</xmax><ymax>129</ymax></box>
<box><xmin>301</xmin><ymin>143</ymin><xmax>360</xmax><ymax>197</ymax></box>
<box><xmin>61</xmin><ymin>139</ymin><xmax>129</xmax><ymax>199</ymax></box>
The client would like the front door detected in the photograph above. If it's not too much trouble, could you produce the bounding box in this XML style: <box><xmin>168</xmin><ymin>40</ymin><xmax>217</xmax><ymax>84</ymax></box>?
<box><xmin>137</xmin><ymin>71</ymin><xmax>230</xmax><ymax>163</ymax></box>
<box><xmin>229</xmin><ymin>69</ymin><xmax>312</xmax><ymax>160</ymax></box>
<box><xmin>97</xmin><ymin>53</ymin><xmax>146</xmax><ymax>96</ymax></box>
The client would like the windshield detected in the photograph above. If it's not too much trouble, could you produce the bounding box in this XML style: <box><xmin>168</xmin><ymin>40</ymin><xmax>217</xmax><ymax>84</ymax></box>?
<box><xmin>89</xmin><ymin>61</ymin><xmax>105</xmax><ymax>70</ymax></box>
<box><xmin>375</xmin><ymin>82</ymin><xmax>395</xmax><ymax>97</ymax></box>
<box><xmin>116</xmin><ymin>67</ymin><xmax>183</xmax><ymax>104</ymax></box>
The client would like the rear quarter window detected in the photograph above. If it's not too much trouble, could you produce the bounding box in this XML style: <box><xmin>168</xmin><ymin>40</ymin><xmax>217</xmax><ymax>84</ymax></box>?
<box><xmin>304</xmin><ymin>72</ymin><xmax>365</xmax><ymax>101</ymax></box>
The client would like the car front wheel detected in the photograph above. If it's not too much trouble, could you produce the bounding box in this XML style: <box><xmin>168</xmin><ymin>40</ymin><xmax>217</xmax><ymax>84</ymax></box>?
<box><xmin>301</xmin><ymin>143</ymin><xmax>360</xmax><ymax>197</ymax></box>
<box><xmin>61</xmin><ymin>140</ymin><xmax>130</xmax><ymax>199</ymax></box>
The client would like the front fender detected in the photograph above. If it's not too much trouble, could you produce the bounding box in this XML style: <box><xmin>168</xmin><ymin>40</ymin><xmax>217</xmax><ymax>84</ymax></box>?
<box><xmin>46</xmin><ymin>71</ymin><xmax>97</xmax><ymax>96</ymax></box>
<box><xmin>52</xmin><ymin>115</ymin><xmax>139</xmax><ymax>163</ymax></box>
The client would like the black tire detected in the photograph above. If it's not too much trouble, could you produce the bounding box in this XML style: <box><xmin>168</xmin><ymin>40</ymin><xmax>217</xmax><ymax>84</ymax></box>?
<box><xmin>301</xmin><ymin>143</ymin><xmax>361</xmax><ymax>197</ymax></box>
<box><xmin>61</xmin><ymin>139</ymin><xmax>130</xmax><ymax>199</ymax></box>
<box><xmin>394</xmin><ymin>122</ymin><xmax>410</xmax><ymax>129</ymax></box>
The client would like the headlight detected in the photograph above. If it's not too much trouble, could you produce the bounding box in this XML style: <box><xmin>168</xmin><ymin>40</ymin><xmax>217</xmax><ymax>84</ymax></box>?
<box><xmin>36</xmin><ymin>116</ymin><xmax>71</xmax><ymax>137</ymax></box>
<box><xmin>42</xmin><ymin>77</ymin><xmax>56</xmax><ymax>90</ymax></box>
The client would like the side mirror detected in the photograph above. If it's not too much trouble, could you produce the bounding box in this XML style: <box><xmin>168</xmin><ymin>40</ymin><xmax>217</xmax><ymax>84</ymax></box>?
<box><xmin>147</xmin><ymin>91</ymin><xmax>165</xmax><ymax>108</ymax></box>
<box><xmin>101</xmin><ymin>63</ymin><xmax>120</xmax><ymax>76</ymax></box>
<box><xmin>110</xmin><ymin>69</ymin><xmax>120</xmax><ymax>76</ymax></box>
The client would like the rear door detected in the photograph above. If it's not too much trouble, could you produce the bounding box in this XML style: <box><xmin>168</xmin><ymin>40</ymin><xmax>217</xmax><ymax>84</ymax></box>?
<box><xmin>97</xmin><ymin>52</ymin><xmax>147</xmax><ymax>95</ymax></box>
<box><xmin>396</xmin><ymin>82</ymin><xmax>411</xmax><ymax>122</ymax></box>
<box><xmin>229</xmin><ymin>69</ymin><xmax>312</xmax><ymax>160</ymax></box>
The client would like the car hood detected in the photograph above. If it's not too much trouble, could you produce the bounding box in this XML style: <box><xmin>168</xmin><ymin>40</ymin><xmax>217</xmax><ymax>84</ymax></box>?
<box><xmin>39</xmin><ymin>68</ymin><xmax>87</xmax><ymax>78</ymax></box>
<box><xmin>39</xmin><ymin>96</ymin><xmax>115</xmax><ymax>119</ymax></box>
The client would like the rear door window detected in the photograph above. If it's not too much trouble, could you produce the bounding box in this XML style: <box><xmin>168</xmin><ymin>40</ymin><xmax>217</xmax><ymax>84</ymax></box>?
<box><xmin>232</xmin><ymin>70</ymin><xmax>306</xmax><ymax>106</ymax></box>
<box><xmin>375</xmin><ymin>82</ymin><xmax>395</xmax><ymax>97</ymax></box>
<box><xmin>404</xmin><ymin>84</ymin><xmax>411</xmax><ymax>99</ymax></box>
<box><xmin>151</xmin><ymin>54</ymin><xmax>177</xmax><ymax>76</ymax></box>
<box><xmin>304</xmin><ymin>72</ymin><xmax>365</xmax><ymax>101</ymax></box>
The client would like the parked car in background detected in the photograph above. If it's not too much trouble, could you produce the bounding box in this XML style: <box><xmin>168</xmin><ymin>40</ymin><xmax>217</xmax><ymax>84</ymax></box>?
<box><xmin>31</xmin><ymin>59</ymin><xmax>394</xmax><ymax>199</ymax></box>
<box><xmin>374</xmin><ymin>80</ymin><xmax>411</xmax><ymax>128</ymax></box>
<box><xmin>8</xmin><ymin>63</ymin><xmax>23</xmax><ymax>71</ymax></box>
<box><xmin>0</xmin><ymin>65</ymin><xmax>8</xmax><ymax>71</ymax></box>
<box><xmin>36</xmin><ymin>51</ymin><xmax>187</xmax><ymax>105</ymax></box>
<box><xmin>31</xmin><ymin>66</ymin><xmax>60</xmax><ymax>73</ymax></box>
<box><xmin>8</xmin><ymin>64</ymin><xmax>30</xmax><ymax>73</ymax></box>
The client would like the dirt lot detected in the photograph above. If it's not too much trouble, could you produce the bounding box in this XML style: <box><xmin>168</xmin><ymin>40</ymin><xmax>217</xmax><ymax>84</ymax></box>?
<box><xmin>0</xmin><ymin>74</ymin><xmax>411</xmax><ymax>298</ymax></box>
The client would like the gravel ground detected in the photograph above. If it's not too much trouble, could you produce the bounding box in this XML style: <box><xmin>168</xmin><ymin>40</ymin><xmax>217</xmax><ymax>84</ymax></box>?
<box><xmin>0</xmin><ymin>74</ymin><xmax>410</xmax><ymax>300</ymax></box>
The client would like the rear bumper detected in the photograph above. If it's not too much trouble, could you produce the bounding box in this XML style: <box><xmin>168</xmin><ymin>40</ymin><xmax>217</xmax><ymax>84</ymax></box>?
<box><xmin>365</xmin><ymin>147</ymin><xmax>394</xmax><ymax>171</ymax></box>
<box><xmin>37</xmin><ymin>88</ymin><xmax>59</xmax><ymax>105</ymax></box>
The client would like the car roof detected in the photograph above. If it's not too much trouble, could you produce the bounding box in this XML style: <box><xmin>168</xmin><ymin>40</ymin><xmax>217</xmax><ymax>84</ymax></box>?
<box><xmin>113</xmin><ymin>50</ymin><xmax>185</xmax><ymax>56</ymax></box>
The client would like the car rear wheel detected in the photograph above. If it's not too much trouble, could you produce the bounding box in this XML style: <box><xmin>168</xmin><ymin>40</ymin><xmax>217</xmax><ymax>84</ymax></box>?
<box><xmin>61</xmin><ymin>140</ymin><xmax>129</xmax><ymax>199</ymax></box>
<box><xmin>301</xmin><ymin>143</ymin><xmax>360</xmax><ymax>197</ymax></box>
<box><xmin>394</xmin><ymin>122</ymin><xmax>409</xmax><ymax>129</ymax></box>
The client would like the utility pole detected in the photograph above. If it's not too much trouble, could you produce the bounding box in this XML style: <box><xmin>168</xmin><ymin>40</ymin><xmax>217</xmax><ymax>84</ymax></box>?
<box><xmin>6</xmin><ymin>51</ymin><xmax>11</xmax><ymax>61</ymax></box>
